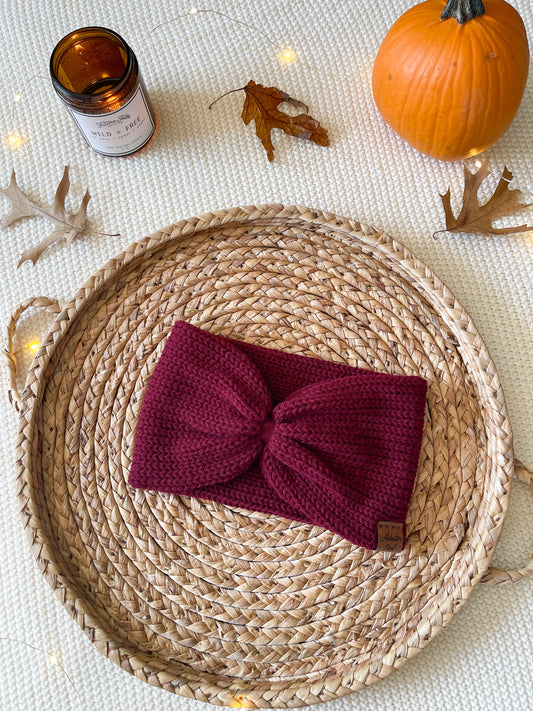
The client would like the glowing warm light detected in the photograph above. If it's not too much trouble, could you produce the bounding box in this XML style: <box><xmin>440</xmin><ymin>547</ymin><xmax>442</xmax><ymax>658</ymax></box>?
<box><xmin>48</xmin><ymin>654</ymin><xmax>58</xmax><ymax>665</ymax></box>
<box><xmin>5</xmin><ymin>131</ymin><xmax>24</xmax><ymax>149</ymax></box>
<box><xmin>28</xmin><ymin>341</ymin><xmax>40</xmax><ymax>353</ymax></box>
<box><xmin>189</xmin><ymin>6</ymin><xmax>198</xmax><ymax>13</ymax></box>
<box><xmin>230</xmin><ymin>695</ymin><xmax>254</xmax><ymax>708</ymax></box>
<box><xmin>279</xmin><ymin>48</ymin><xmax>296</xmax><ymax>64</ymax></box>
<box><xmin>13</xmin><ymin>94</ymin><xmax>21</xmax><ymax>103</ymax></box>
<box><xmin>474</xmin><ymin>159</ymin><xmax>483</xmax><ymax>168</ymax></box>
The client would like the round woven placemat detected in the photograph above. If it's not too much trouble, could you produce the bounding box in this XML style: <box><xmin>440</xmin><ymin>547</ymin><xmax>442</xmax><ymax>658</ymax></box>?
<box><xmin>11</xmin><ymin>205</ymin><xmax>521</xmax><ymax>707</ymax></box>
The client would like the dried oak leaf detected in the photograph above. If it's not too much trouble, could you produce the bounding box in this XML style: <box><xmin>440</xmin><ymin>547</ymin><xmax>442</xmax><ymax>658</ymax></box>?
<box><xmin>437</xmin><ymin>161</ymin><xmax>533</xmax><ymax>237</ymax></box>
<box><xmin>0</xmin><ymin>165</ymin><xmax>91</xmax><ymax>267</ymax></box>
<box><xmin>211</xmin><ymin>80</ymin><xmax>329</xmax><ymax>161</ymax></box>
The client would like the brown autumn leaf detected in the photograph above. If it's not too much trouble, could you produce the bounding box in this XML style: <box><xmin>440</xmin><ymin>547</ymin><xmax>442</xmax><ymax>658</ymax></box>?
<box><xmin>0</xmin><ymin>165</ymin><xmax>91</xmax><ymax>267</ymax></box>
<box><xmin>210</xmin><ymin>80</ymin><xmax>329</xmax><ymax>161</ymax></box>
<box><xmin>437</xmin><ymin>161</ymin><xmax>533</xmax><ymax>237</ymax></box>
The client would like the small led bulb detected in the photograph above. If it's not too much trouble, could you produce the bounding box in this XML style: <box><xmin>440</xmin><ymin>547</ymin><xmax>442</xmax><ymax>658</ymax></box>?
<box><xmin>279</xmin><ymin>48</ymin><xmax>296</xmax><ymax>64</ymax></box>
<box><xmin>5</xmin><ymin>131</ymin><xmax>24</xmax><ymax>149</ymax></box>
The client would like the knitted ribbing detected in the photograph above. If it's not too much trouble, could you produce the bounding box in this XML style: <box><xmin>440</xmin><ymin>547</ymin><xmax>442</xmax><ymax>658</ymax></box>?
<box><xmin>129</xmin><ymin>321</ymin><xmax>427</xmax><ymax>550</ymax></box>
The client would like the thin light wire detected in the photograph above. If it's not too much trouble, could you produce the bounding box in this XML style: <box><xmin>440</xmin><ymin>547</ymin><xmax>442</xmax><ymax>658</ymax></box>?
<box><xmin>10</xmin><ymin>74</ymin><xmax>49</xmax><ymax>133</ymax></box>
<box><xmin>147</xmin><ymin>7</ymin><xmax>367</xmax><ymax>80</ymax></box>
<box><xmin>0</xmin><ymin>636</ymin><xmax>86</xmax><ymax>708</ymax></box>
<box><xmin>469</xmin><ymin>157</ymin><xmax>533</xmax><ymax>198</ymax></box>
<box><xmin>149</xmin><ymin>8</ymin><xmax>276</xmax><ymax>48</ymax></box>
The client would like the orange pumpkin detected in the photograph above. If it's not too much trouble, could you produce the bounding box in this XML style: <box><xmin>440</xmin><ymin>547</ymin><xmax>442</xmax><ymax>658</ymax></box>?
<box><xmin>372</xmin><ymin>0</ymin><xmax>530</xmax><ymax>161</ymax></box>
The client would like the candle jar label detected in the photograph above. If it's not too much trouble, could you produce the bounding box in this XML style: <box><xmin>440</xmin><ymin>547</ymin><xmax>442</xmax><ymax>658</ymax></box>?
<box><xmin>68</xmin><ymin>85</ymin><xmax>155</xmax><ymax>157</ymax></box>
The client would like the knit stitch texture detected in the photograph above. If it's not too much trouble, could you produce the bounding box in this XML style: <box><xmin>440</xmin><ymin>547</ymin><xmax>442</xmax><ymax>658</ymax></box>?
<box><xmin>129</xmin><ymin>321</ymin><xmax>428</xmax><ymax>549</ymax></box>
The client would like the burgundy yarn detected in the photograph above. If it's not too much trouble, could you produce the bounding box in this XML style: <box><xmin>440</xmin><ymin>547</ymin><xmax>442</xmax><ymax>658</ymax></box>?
<box><xmin>129</xmin><ymin>321</ymin><xmax>427</xmax><ymax>550</ymax></box>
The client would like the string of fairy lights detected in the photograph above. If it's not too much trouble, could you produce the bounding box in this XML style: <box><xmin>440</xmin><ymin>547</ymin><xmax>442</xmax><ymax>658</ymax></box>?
<box><xmin>0</xmin><ymin>636</ymin><xmax>85</xmax><ymax>708</ymax></box>
<box><xmin>5</xmin><ymin>6</ymin><xmax>532</xmax><ymax>191</ymax></box>
<box><xmin>2</xmin><ymin>4</ymin><xmax>533</xmax><ymax>707</ymax></box>
<box><xmin>5</xmin><ymin>7</ymin><xmax>369</xmax><ymax>151</ymax></box>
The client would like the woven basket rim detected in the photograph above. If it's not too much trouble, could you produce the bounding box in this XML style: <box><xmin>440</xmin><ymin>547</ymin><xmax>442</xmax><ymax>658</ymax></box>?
<box><xmin>14</xmin><ymin>204</ymin><xmax>515</xmax><ymax>707</ymax></box>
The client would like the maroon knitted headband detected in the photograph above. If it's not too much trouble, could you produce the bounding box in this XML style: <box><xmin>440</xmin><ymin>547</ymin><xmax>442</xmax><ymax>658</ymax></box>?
<box><xmin>129</xmin><ymin>321</ymin><xmax>427</xmax><ymax>551</ymax></box>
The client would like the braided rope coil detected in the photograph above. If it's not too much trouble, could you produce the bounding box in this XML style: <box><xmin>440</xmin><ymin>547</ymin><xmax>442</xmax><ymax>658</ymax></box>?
<box><xmin>7</xmin><ymin>205</ymin><xmax>530</xmax><ymax>707</ymax></box>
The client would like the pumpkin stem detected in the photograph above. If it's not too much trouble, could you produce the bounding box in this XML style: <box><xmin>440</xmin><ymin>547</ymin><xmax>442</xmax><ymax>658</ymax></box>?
<box><xmin>441</xmin><ymin>0</ymin><xmax>485</xmax><ymax>23</ymax></box>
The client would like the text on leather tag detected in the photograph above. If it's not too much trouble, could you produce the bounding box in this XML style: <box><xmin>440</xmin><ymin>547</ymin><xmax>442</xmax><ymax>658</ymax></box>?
<box><xmin>376</xmin><ymin>522</ymin><xmax>404</xmax><ymax>553</ymax></box>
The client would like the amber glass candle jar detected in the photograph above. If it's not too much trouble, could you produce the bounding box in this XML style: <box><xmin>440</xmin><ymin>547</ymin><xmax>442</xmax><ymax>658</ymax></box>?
<box><xmin>50</xmin><ymin>27</ymin><xmax>156</xmax><ymax>157</ymax></box>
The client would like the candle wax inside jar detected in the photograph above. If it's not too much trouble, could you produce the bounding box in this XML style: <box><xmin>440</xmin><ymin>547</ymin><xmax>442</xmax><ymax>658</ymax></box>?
<box><xmin>50</xmin><ymin>26</ymin><xmax>157</xmax><ymax>156</ymax></box>
<box><xmin>55</xmin><ymin>37</ymin><xmax>128</xmax><ymax>95</ymax></box>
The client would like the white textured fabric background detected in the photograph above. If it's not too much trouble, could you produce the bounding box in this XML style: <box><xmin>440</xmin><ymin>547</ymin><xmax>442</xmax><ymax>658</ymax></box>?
<box><xmin>0</xmin><ymin>1</ymin><xmax>532</xmax><ymax>709</ymax></box>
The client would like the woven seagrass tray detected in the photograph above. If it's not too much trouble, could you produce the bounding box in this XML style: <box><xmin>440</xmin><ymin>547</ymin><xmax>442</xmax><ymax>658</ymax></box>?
<box><xmin>6</xmin><ymin>205</ymin><xmax>533</xmax><ymax>708</ymax></box>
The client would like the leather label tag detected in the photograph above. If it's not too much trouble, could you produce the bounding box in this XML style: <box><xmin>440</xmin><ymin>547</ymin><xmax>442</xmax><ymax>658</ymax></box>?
<box><xmin>376</xmin><ymin>522</ymin><xmax>404</xmax><ymax>553</ymax></box>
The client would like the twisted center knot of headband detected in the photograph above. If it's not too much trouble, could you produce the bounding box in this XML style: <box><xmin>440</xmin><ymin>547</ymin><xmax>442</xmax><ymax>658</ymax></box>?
<box><xmin>259</xmin><ymin>416</ymin><xmax>276</xmax><ymax>444</ymax></box>
<box><xmin>129</xmin><ymin>321</ymin><xmax>428</xmax><ymax>550</ymax></box>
